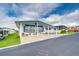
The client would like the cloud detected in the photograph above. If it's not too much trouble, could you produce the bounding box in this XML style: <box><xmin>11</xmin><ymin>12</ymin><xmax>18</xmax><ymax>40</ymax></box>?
<box><xmin>43</xmin><ymin>9</ymin><xmax>79</xmax><ymax>26</ymax></box>
<box><xmin>41</xmin><ymin>14</ymin><xmax>62</xmax><ymax>23</ymax></box>
<box><xmin>0</xmin><ymin>3</ymin><xmax>79</xmax><ymax>29</ymax></box>
<box><xmin>0</xmin><ymin>3</ymin><xmax>60</xmax><ymax>29</ymax></box>
<box><xmin>2</xmin><ymin>3</ymin><xmax>79</xmax><ymax>29</ymax></box>
<box><xmin>0</xmin><ymin>4</ymin><xmax>17</xmax><ymax>29</ymax></box>
<box><xmin>19</xmin><ymin>3</ymin><xmax>60</xmax><ymax>19</ymax></box>
<box><xmin>0</xmin><ymin>16</ymin><xmax>17</xmax><ymax>29</ymax></box>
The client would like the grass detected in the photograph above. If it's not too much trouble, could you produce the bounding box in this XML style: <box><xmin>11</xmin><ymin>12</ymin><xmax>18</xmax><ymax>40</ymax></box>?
<box><xmin>0</xmin><ymin>32</ymin><xmax>20</xmax><ymax>48</ymax></box>
<box><xmin>59</xmin><ymin>32</ymin><xmax>77</xmax><ymax>35</ymax></box>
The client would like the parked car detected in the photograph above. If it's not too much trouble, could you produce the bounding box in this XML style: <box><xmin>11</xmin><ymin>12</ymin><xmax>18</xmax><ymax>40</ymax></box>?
<box><xmin>0</xmin><ymin>36</ymin><xmax>4</xmax><ymax>40</ymax></box>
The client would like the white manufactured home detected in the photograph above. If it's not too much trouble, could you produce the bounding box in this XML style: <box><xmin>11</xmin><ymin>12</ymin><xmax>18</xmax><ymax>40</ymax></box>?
<box><xmin>15</xmin><ymin>20</ymin><xmax>57</xmax><ymax>43</ymax></box>
<box><xmin>0</xmin><ymin>27</ymin><xmax>16</xmax><ymax>40</ymax></box>
<box><xmin>0</xmin><ymin>28</ymin><xmax>9</xmax><ymax>39</ymax></box>
<box><xmin>15</xmin><ymin>20</ymin><xmax>53</xmax><ymax>37</ymax></box>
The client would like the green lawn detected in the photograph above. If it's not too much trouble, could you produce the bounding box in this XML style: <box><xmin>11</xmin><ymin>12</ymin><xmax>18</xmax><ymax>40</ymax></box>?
<box><xmin>59</xmin><ymin>32</ymin><xmax>77</xmax><ymax>35</ymax></box>
<box><xmin>0</xmin><ymin>32</ymin><xmax>20</xmax><ymax>48</ymax></box>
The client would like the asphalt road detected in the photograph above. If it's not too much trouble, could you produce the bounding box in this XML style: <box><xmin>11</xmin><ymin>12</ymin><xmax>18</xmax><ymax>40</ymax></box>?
<box><xmin>0</xmin><ymin>33</ymin><xmax>79</xmax><ymax>56</ymax></box>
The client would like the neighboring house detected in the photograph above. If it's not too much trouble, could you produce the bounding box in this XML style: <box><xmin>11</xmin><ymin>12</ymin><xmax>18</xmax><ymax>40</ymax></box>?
<box><xmin>15</xmin><ymin>20</ymin><xmax>53</xmax><ymax>37</ymax></box>
<box><xmin>54</xmin><ymin>25</ymin><xmax>68</xmax><ymax>30</ymax></box>
<box><xmin>9</xmin><ymin>30</ymin><xmax>16</xmax><ymax>34</ymax></box>
<box><xmin>52</xmin><ymin>25</ymin><xmax>68</xmax><ymax>33</ymax></box>
<box><xmin>0</xmin><ymin>27</ymin><xmax>16</xmax><ymax>40</ymax></box>
<box><xmin>68</xmin><ymin>27</ymin><xmax>79</xmax><ymax>32</ymax></box>
<box><xmin>8</xmin><ymin>28</ymin><xmax>17</xmax><ymax>34</ymax></box>
<box><xmin>76</xmin><ymin>26</ymin><xmax>79</xmax><ymax>30</ymax></box>
<box><xmin>0</xmin><ymin>28</ymin><xmax>9</xmax><ymax>39</ymax></box>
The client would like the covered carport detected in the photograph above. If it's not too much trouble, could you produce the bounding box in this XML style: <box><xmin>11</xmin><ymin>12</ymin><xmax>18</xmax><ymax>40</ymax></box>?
<box><xmin>15</xmin><ymin>20</ymin><xmax>53</xmax><ymax>37</ymax></box>
<box><xmin>0</xmin><ymin>28</ymin><xmax>9</xmax><ymax>39</ymax></box>
<box><xmin>15</xmin><ymin>20</ymin><xmax>54</xmax><ymax>44</ymax></box>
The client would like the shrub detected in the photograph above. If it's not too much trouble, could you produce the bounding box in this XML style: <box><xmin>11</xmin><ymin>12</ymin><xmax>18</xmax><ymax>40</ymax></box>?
<box><xmin>61</xmin><ymin>30</ymin><xmax>66</xmax><ymax>34</ymax></box>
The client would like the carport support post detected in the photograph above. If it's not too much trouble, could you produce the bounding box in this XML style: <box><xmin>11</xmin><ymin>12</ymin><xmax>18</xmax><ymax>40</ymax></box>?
<box><xmin>36</xmin><ymin>22</ymin><xmax>38</xmax><ymax>36</ymax></box>
<box><xmin>56</xmin><ymin>27</ymin><xmax>58</xmax><ymax>35</ymax></box>
<box><xmin>47</xmin><ymin>26</ymin><xmax>50</xmax><ymax>36</ymax></box>
<box><xmin>19</xmin><ymin>23</ymin><xmax>23</xmax><ymax>37</ymax></box>
<box><xmin>35</xmin><ymin>22</ymin><xmax>38</xmax><ymax>36</ymax></box>
<box><xmin>2</xmin><ymin>30</ymin><xmax>4</xmax><ymax>37</ymax></box>
<box><xmin>19</xmin><ymin>23</ymin><xmax>25</xmax><ymax>43</ymax></box>
<box><xmin>43</xmin><ymin>26</ymin><xmax>46</xmax><ymax>33</ymax></box>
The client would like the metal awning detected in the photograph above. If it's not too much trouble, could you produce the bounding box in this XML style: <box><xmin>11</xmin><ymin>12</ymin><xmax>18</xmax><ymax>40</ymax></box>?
<box><xmin>15</xmin><ymin>20</ymin><xmax>53</xmax><ymax>28</ymax></box>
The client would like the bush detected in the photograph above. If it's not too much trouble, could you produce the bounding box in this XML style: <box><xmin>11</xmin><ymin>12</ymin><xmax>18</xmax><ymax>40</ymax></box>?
<box><xmin>61</xmin><ymin>30</ymin><xmax>66</xmax><ymax>33</ymax></box>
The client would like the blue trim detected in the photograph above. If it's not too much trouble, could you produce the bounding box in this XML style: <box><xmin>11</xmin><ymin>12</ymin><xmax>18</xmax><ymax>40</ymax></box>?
<box><xmin>25</xmin><ymin>24</ymin><xmax>43</xmax><ymax>27</ymax></box>
<box><xmin>15</xmin><ymin>20</ymin><xmax>38</xmax><ymax>22</ymax></box>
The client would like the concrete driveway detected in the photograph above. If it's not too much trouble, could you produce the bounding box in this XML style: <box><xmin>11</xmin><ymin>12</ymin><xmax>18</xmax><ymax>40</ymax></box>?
<box><xmin>20</xmin><ymin>34</ymin><xmax>65</xmax><ymax>44</ymax></box>
<box><xmin>0</xmin><ymin>33</ymin><xmax>79</xmax><ymax>56</ymax></box>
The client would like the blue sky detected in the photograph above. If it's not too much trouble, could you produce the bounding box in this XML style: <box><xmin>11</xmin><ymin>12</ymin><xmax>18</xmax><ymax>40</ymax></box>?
<box><xmin>2</xmin><ymin>3</ymin><xmax>79</xmax><ymax>18</ymax></box>
<box><xmin>0</xmin><ymin>3</ymin><xmax>79</xmax><ymax>29</ymax></box>
<box><xmin>42</xmin><ymin>3</ymin><xmax>79</xmax><ymax>18</ymax></box>
<box><xmin>0</xmin><ymin>3</ymin><xmax>79</xmax><ymax>18</ymax></box>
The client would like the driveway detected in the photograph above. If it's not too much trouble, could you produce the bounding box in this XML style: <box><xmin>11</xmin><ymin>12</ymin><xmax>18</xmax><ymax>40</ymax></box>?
<box><xmin>0</xmin><ymin>33</ymin><xmax>79</xmax><ymax>56</ymax></box>
<box><xmin>20</xmin><ymin>34</ymin><xmax>65</xmax><ymax>44</ymax></box>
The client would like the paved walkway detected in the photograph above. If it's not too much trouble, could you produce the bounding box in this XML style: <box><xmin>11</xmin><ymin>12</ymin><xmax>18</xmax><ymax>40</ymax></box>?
<box><xmin>0</xmin><ymin>33</ymin><xmax>79</xmax><ymax>56</ymax></box>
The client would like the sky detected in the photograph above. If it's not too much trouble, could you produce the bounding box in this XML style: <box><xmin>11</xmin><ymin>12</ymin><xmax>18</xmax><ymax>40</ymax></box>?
<box><xmin>0</xmin><ymin>3</ymin><xmax>79</xmax><ymax>29</ymax></box>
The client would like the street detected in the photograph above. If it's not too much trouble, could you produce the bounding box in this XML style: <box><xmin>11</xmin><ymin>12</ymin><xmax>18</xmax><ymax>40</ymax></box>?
<box><xmin>0</xmin><ymin>33</ymin><xmax>79</xmax><ymax>56</ymax></box>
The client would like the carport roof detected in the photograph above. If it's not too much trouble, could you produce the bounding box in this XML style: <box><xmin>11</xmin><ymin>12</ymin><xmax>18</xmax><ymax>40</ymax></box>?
<box><xmin>15</xmin><ymin>20</ymin><xmax>53</xmax><ymax>27</ymax></box>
